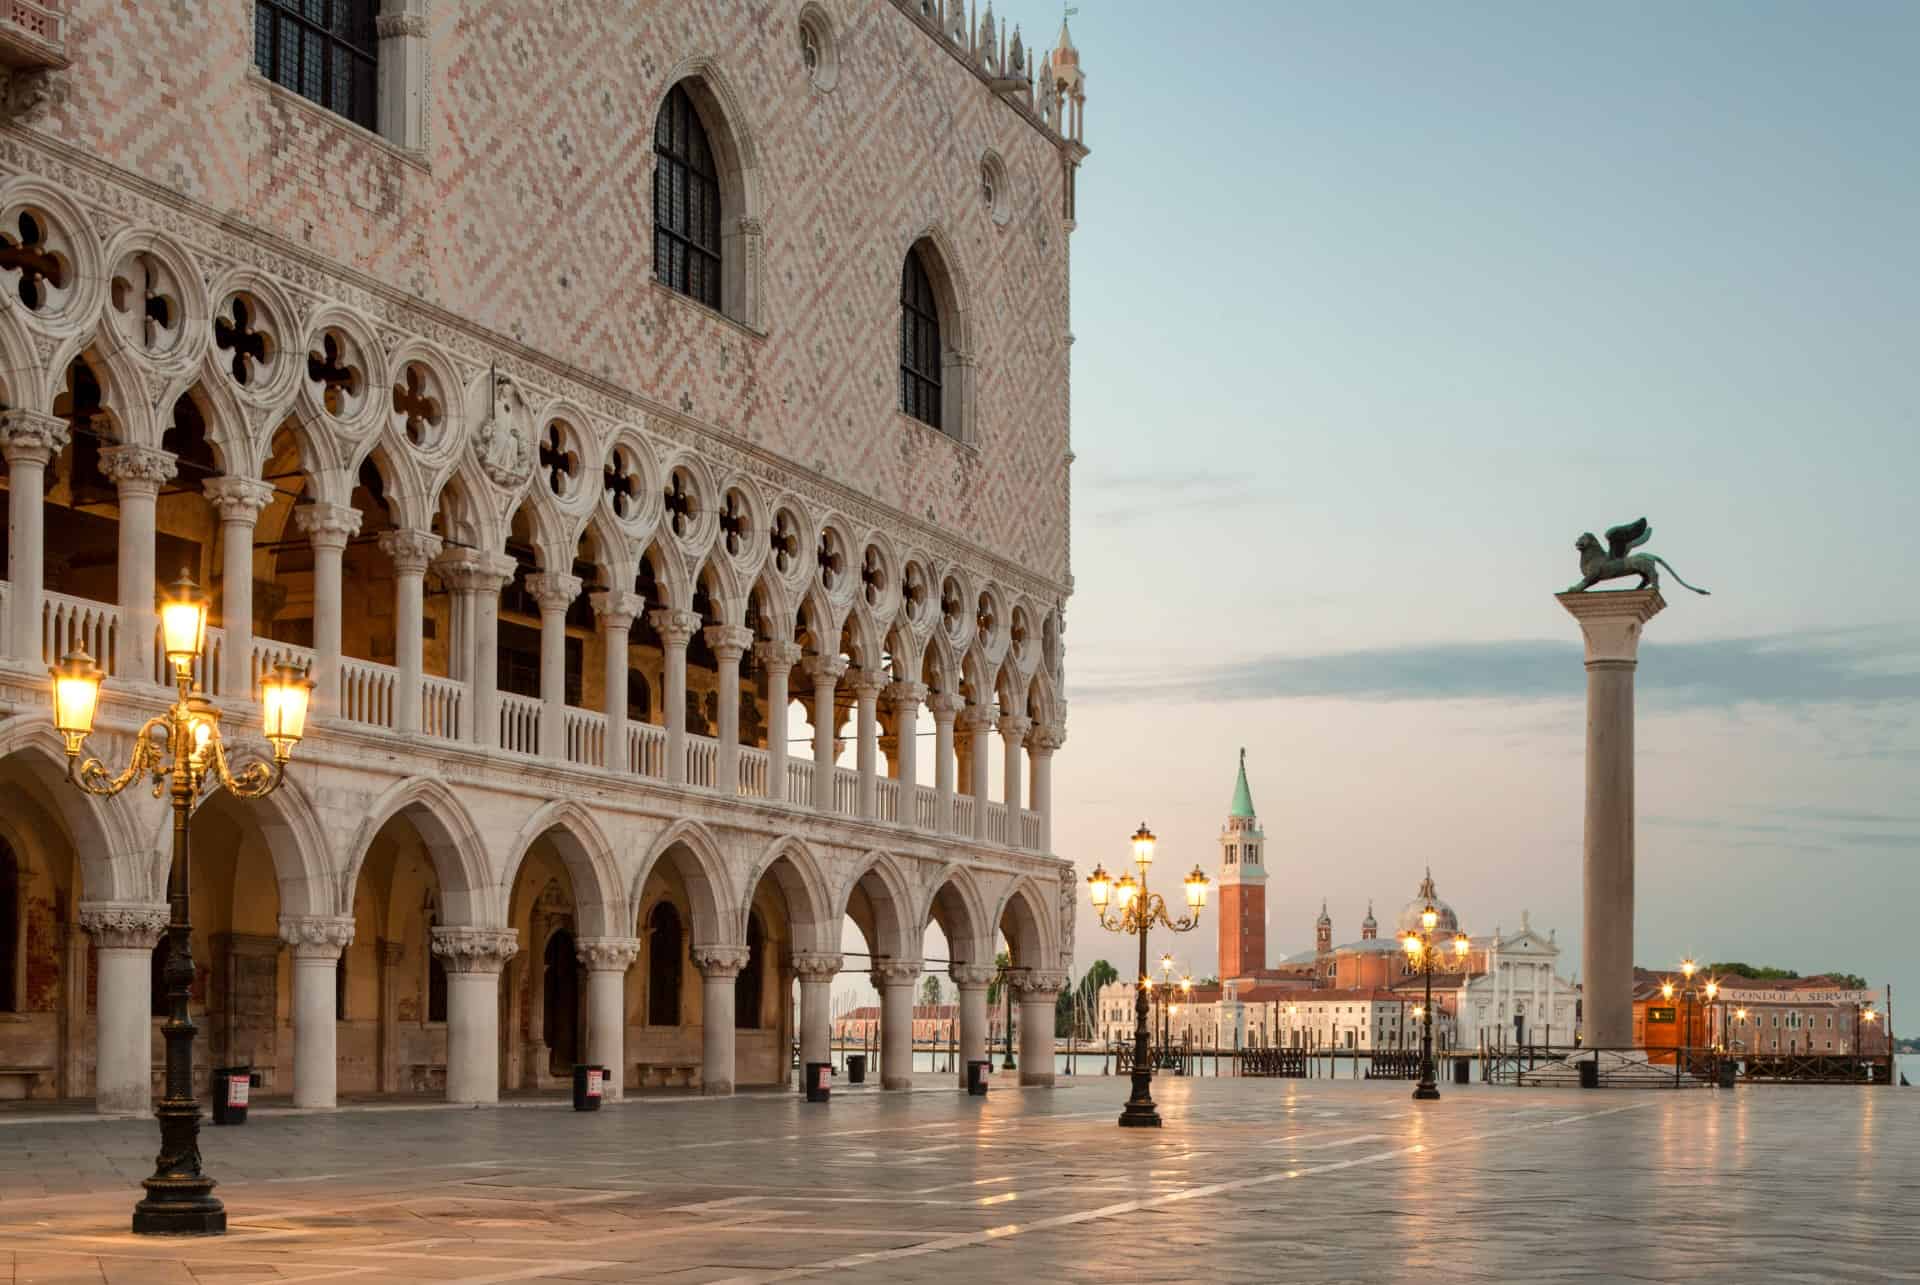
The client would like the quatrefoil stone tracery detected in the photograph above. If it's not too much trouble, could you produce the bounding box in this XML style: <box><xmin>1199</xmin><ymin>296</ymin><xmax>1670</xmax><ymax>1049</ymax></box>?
<box><xmin>392</xmin><ymin>364</ymin><xmax>443</xmax><ymax>446</ymax></box>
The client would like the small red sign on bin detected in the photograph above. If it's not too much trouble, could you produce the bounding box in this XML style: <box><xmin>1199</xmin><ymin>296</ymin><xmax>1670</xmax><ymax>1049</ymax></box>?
<box><xmin>227</xmin><ymin>1075</ymin><xmax>249</xmax><ymax>1107</ymax></box>
<box><xmin>816</xmin><ymin>1065</ymin><xmax>830</xmax><ymax>1092</ymax></box>
<box><xmin>586</xmin><ymin>1068</ymin><xmax>603</xmax><ymax>1099</ymax></box>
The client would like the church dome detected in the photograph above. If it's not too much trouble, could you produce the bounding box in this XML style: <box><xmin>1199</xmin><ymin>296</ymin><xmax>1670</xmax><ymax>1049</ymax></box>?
<box><xmin>1395</xmin><ymin>870</ymin><xmax>1459</xmax><ymax>937</ymax></box>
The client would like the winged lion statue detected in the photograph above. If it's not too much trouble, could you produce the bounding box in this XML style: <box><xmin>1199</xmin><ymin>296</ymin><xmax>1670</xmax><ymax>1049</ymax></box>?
<box><xmin>1567</xmin><ymin>518</ymin><xmax>1710</xmax><ymax>595</ymax></box>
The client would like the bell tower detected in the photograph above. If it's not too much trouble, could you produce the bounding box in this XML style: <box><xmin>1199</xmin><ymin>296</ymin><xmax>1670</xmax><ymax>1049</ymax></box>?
<box><xmin>1217</xmin><ymin>748</ymin><xmax>1268</xmax><ymax>982</ymax></box>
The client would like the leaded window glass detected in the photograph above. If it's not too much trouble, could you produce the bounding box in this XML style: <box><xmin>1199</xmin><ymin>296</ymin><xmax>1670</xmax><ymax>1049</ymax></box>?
<box><xmin>653</xmin><ymin>85</ymin><xmax>723</xmax><ymax>308</ymax></box>
<box><xmin>254</xmin><ymin>1</ymin><xmax>379</xmax><ymax>132</ymax></box>
<box><xmin>900</xmin><ymin>250</ymin><xmax>943</xmax><ymax>430</ymax></box>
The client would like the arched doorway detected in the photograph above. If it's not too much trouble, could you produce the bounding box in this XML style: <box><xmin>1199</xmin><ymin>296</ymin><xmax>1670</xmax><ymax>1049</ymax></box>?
<box><xmin>543</xmin><ymin>927</ymin><xmax>579</xmax><ymax>1072</ymax></box>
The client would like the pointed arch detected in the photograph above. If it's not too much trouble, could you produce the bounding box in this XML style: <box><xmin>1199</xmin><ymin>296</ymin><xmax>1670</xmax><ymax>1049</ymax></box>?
<box><xmin>741</xmin><ymin>835</ymin><xmax>833</xmax><ymax>955</ymax></box>
<box><xmin>653</xmin><ymin>56</ymin><xmax>765</xmax><ymax>328</ymax></box>
<box><xmin>631</xmin><ymin>819</ymin><xmax>734</xmax><ymax>948</ymax></box>
<box><xmin>0</xmin><ymin>718</ymin><xmax>149</xmax><ymax>903</ymax></box>
<box><xmin>992</xmin><ymin>875</ymin><xmax>1060</xmax><ymax>972</ymax></box>
<box><xmin>836</xmin><ymin>850</ymin><xmax>916</xmax><ymax>965</ymax></box>
<box><xmin>341</xmin><ymin>776</ymin><xmax>498</xmax><ymax>927</ymax></box>
<box><xmin>923</xmin><ymin>863</ymin><xmax>993</xmax><ymax>970</ymax></box>
<box><xmin>498</xmin><ymin>800</ymin><xmax>627</xmax><ymax>938</ymax></box>
<box><xmin>183</xmin><ymin>771</ymin><xmax>334</xmax><ymax>920</ymax></box>
<box><xmin>900</xmin><ymin>226</ymin><xmax>977</xmax><ymax>444</ymax></box>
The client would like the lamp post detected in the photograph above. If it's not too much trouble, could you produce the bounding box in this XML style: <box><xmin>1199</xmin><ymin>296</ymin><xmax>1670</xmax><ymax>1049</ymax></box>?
<box><xmin>52</xmin><ymin>572</ymin><xmax>314</xmax><ymax>1236</ymax></box>
<box><xmin>1086</xmin><ymin>823</ymin><xmax>1209</xmax><ymax>1128</ymax></box>
<box><xmin>1157</xmin><ymin>954</ymin><xmax>1174</xmax><ymax>1053</ymax></box>
<box><xmin>1733</xmin><ymin>1007</ymin><xmax>1748</xmax><ymax>1053</ymax></box>
<box><xmin>1401</xmin><ymin>901</ymin><xmax>1469</xmax><ymax>1101</ymax></box>
<box><xmin>996</xmin><ymin>957</ymin><xmax>1016</xmax><ymax>1071</ymax></box>
<box><xmin>1659</xmin><ymin>959</ymin><xmax>1718</xmax><ymax>1082</ymax></box>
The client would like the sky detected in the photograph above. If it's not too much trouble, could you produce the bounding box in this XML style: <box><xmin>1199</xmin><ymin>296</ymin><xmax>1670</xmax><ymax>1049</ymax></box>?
<box><xmin>1044</xmin><ymin>0</ymin><xmax>1920</xmax><ymax>1014</ymax></box>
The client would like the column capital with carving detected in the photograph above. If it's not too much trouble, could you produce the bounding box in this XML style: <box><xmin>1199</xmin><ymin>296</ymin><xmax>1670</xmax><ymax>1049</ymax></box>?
<box><xmin>78</xmin><ymin>901</ymin><xmax>170</xmax><ymax>950</ymax></box>
<box><xmin>98</xmin><ymin>444</ymin><xmax>178</xmax><ymax>496</ymax></box>
<box><xmin>702</xmin><ymin>624</ymin><xmax>754</xmax><ymax>662</ymax></box>
<box><xmin>649</xmin><ymin>607</ymin><xmax>701</xmax><ymax>648</ymax></box>
<box><xmin>801</xmin><ymin>654</ymin><xmax>848</xmax><ymax>686</ymax></box>
<box><xmin>753</xmin><ymin>639</ymin><xmax>805</xmax><ymax>671</ymax></box>
<box><xmin>870</xmin><ymin>959</ymin><xmax>922</xmax><ymax>987</ymax></box>
<box><xmin>525</xmin><ymin>571</ymin><xmax>584</xmax><ymax>614</ymax></box>
<box><xmin>294</xmin><ymin>502</ymin><xmax>364</xmax><ymax>551</ymax></box>
<box><xmin>202</xmin><ymin>475</ymin><xmax>277</xmax><ymax>522</ymax></box>
<box><xmin>1011</xmin><ymin>969</ymin><xmax>1070</xmax><ymax>999</ymax></box>
<box><xmin>884</xmin><ymin>680</ymin><xmax>927</xmax><ymax>711</ymax></box>
<box><xmin>1556</xmin><ymin>589</ymin><xmax>1666</xmax><ymax>667</ymax></box>
<box><xmin>377</xmin><ymin>527</ymin><xmax>443</xmax><ymax>576</ymax></box>
<box><xmin>791</xmin><ymin>951</ymin><xmax>844</xmax><ymax>981</ymax></box>
<box><xmin>0</xmin><ymin>407</ymin><xmax>69</xmax><ymax>464</ymax></box>
<box><xmin>949</xmin><ymin>962</ymin><xmax>997</xmax><ymax>989</ymax></box>
<box><xmin>691</xmin><ymin>945</ymin><xmax>752</xmax><ymax>979</ymax></box>
<box><xmin>927</xmin><ymin>690</ymin><xmax>967</xmax><ymax>719</ymax></box>
<box><xmin>575</xmin><ymin>936</ymin><xmax>642</xmax><ymax>973</ymax></box>
<box><xmin>847</xmin><ymin>666</ymin><xmax>889</xmax><ymax>699</ymax></box>
<box><xmin>278</xmin><ymin>915</ymin><xmax>356</xmax><ymax>961</ymax></box>
<box><xmin>996</xmin><ymin>712</ymin><xmax>1033</xmax><ymax>742</ymax></box>
<box><xmin>592</xmin><ymin>589</ymin><xmax>645</xmax><ymax>628</ymax></box>
<box><xmin>958</xmin><ymin>704</ymin><xmax>998</xmax><ymax>734</ymax></box>
<box><xmin>434</xmin><ymin>549</ymin><xmax>517</xmax><ymax>593</ymax></box>
<box><xmin>430</xmin><ymin>926</ymin><xmax>519</xmax><ymax>973</ymax></box>
<box><xmin>1029</xmin><ymin>722</ymin><xmax>1067</xmax><ymax>754</ymax></box>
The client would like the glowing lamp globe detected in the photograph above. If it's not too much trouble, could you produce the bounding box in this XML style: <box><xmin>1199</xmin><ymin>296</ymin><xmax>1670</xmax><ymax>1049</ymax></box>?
<box><xmin>1453</xmin><ymin>934</ymin><xmax>1470</xmax><ymax>958</ymax></box>
<box><xmin>1130</xmin><ymin>822</ymin><xmax>1156</xmax><ymax>870</ymax></box>
<box><xmin>1184</xmin><ymin>865</ymin><xmax>1210</xmax><ymax>909</ymax></box>
<box><xmin>1402</xmin><ymin>933</ymin><xmax>1421</xmax><ymax>957</ymax></box>
<box><xmin>158</xmin><ymin>571</ymin><xmax>209</xmax><ymax>675</ymax></box>
<box><xmin>50</xmin><ymin>647</ymin><xmax>104</xmax><ymax>754</ymax></box>
<box><xmin>1421</xmin><ymin>905</ymin><xmax>1439</xmax><ymax>932</ymax></box>
<box><xmin>1086</xmin><ymin>864</ymin><xmax>1111</xmax><ymax>910</ymax></box>
<box><xmin>260</xmin><ymin>662</ymin><xmax>315</xmax><ymax>761</ymax></box>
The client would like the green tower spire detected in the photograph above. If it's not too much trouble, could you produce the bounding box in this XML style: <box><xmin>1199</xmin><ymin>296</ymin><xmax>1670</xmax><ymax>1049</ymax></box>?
<box><xmin>1229</xmin><ymin>747</ymin><xmax>1256</xmax><ymax>819</ymax></box>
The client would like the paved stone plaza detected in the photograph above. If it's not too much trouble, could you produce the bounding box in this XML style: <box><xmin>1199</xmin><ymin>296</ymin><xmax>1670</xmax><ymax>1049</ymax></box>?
<box><xmin>1</xmin><ymin>1075</ymin><xmax>1912</xmax><ymax>1283</ymax></box>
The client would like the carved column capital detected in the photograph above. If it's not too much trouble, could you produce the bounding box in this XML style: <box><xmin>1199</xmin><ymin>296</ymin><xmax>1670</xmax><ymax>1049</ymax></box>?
<box><xmin>375</xmin><ymin>11</ymin><xmax>427</xmax><ymax>39</ymax></box>
<box><xmin>377</xmin><ymin>527</ymin><xmax>443</xmax><ymax>575</ymax></box>
<box><xmin>575</xmin><ymin>936</ymin><xmax>641</xmax><ymax>973</ymax></box>
<box><xmin>78</xmin><ymin>901</ymin><xmax>170</xmax><ymax>950</ymax></box>
<box><xmin>278</xmin><ymin>915</ymin><xmax>355</xmax><ymax>961</ymax></box>
<box><xmin>1012</xmin><ymin>969</ymin><xmax>1069</xmax><ymax>999</ymax></box>
<box><xmin>791</xmin><ymin>951</ymin><xmax>844</xmax><ymax>981</ymax></box>
<box><xmin>949</xmin><ymin>963</ymin><xmax>997</xmax><ymax>989</ymax></box>
<box><xmin>847</xmin><ymin>666</ymin><xmax>889</xmax><ymax>699</ymax></box>
<box><xmin>649</xmin><ymin>607</ymin><xmax>701</xmax><ymax>648</ymax></box>
<box><xmin>525</xmin><ymin>571</ymin><xmax>584</xmax><ymax>614</ymax></box>
<box><xmin>996</xmin><ymin>712</ymin><xmax>1033</xmax><ymax>742</ymax></box>
<box><xmin>870</xmin><ymin>959</ymin><xmax>922</xmax><ymax>987</ymax></box>
<box><xmin>702</xmin><ymin>624</ymin><xmax>754</xmax><ymax>662</ymax></box>
<box><xmin>801</xmin><ymin>654</ymin><xmax>848</xmax><ymax>686</ymax></box>
<box><xmin>294</xmin><ymin>502</ymin><xmax>364</xmax><ymax>551</ymax></box>
<box><xmin>753</xmin><ymin>639</ymin><xmax>804</xmax><ymax>671</ymax></box>
<box><xmin>927</xmin><ymin>690</ymin><xmax>966</xmax><ymax>719</ymax></box>
<box><xmin>0</xmin><ymin>407</ymin><xmax>69</xmax><ymax>464</ymax></box>
<box><xmin>202</xmin><ymin>475</ymin><xmax>277</xmax><ymax>522</ymax></box>
<box><xmin>98</xmin><ymin>444</ymin><xmax>178</xmax><ymax>496</ymax></box>
<box><xmin>958</xmin><ymin>704</ymin><xmax>998</xmax><ymax>735</ymax></box>
<box><xmin>435</xmin><ymin>549</ymin><xmax>516</xmax><ymax>593</ymax></box>
<box><xmin>592</xmin><ymin>589</ymin><xmax>644</xmax><ymax>629</ymax></box>
<box><xmin>430</xmin><ymin>926</ymin><xmax>519</xmax><ymax>973</ymax></box>
<box><xmin>884</xmin><ymin>680</ymin><xmax>927</xmax><ymax>712</ymax></box>
<box><xmin>691</xmin><ymin>945</ymin><xmax>752</xmax><ymax>979</ymax></box>
<box><xmin>1557</xmin><ymin>589</ymin><xmax>1666</xmax><ymax>666</ymax></box>
<box><xmin>1030</xmin><ymin>722</ymin><xmax>1066</xmax><ymax>754</ymax></box>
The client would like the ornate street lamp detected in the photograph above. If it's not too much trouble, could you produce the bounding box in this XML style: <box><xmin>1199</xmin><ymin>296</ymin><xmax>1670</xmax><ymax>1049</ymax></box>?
<box><xmin>1086</xmin><ymin>822</ymin><xmax>1208</xmax><ymax>1128</ymax></box>
<box><xmin>1660</xmin><ymin>959</ymin><xmax>1718</xmax><ymax>1080</ymax></box>
<box><xmin>1401</xmin><ymin>902</ymin><xmax>1469</xmax><ymax>1102</ymax></box>
<box><xmin>54</xmin><ymin>571</ymin><xmax>313</xmax><ymax>1236</ymax></box>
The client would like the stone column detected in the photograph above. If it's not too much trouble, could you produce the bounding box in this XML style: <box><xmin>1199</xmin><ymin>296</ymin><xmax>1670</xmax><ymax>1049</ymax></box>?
<box><xmin>705</xmin><ymin>624</ymin><xmax>753</xmax><ymax>794</ymax></box>
<box><xmin>375</xmin><ymin>0</ymin><xmax>429</xmax><ymax>147</ymax></box>
<box><xmin>950</xmin><ymin>963</ymin><xmax>995</xmax><ymax>1088</ymax></box>
<box><xmin>294</xmin><ymin>503</ymin><xmax>363</xmax><ymax>716</ymax></box>
<box><xmin>438</xmin><ymin>552</ymin><xmax>515</xmax><ymax>748</ymax></box>
<box><xmin>377</xmin><ymin>529</ymin><xmax>440</xmax><ymax>734</ymax></box>
<box><xmin>755</xmin><ymin>641</ymin><xmax>802</xmax><ymax>801</ymax></box>
<box><xmin>885</xmin><ymin>681</ymin><xmax>925</xmax><ymax>824</ymax></box>
<box><xmin>431</xmin><ymin>927</ymin><xmax>519</xmax><ymax>1104</ymax></box>
<box><xmin>526</xmin><ymin>571</ymin><xmax>583</xmax><ymax>760</ymax></box>
<box><xmin>1029</xmin><ymin>725</ymin><xmax>1062</xmax><ymax>853</ymax></box>
<box><xmin>376</xmin><ymin>939</ymin><xmax>403</xmax><ymax>1094</ymax></box>
<box><xmin>998</xmin><ymin>712</ymin><xmax>1031</xmax><ymax>821</ymax></box>
<box><xmin>872</xmin><ymin>960</ymin><xmax>921</xmax><ymax>1089</ymax></box>
<box><xmin>98</xmin><ymin>445</ymin><xmax>178</xmax><ymax>683</ymax></box>
<box><xmin>576</xmin><ymin>937</ymin><xmax>639</xmax><ymax>1101</ymax></box>
<box><xmin>280</xmin><ymin>916</ymin><xmax>355</xmax><ymax>1109</ymax></box>
<box><xmin>1015</xmin><ymin>971</ymin><xmax>1067</xmax><ymax>1087</ymax></box>
<box><xmin>1557</xmin><ymin>588</ymin><xmax>1665</xmax><ymax>1050</ymax></box>
<box><xmin>0</xmin><ymin>410</ymin><xmax>68</xmax><ymax>664</ymax></box>
<box><xmin>792</xmin><ymin>952</ymin><xmax>841</xmax><ymax>1089</ymax></box>
<box><xmin>851</xmin><ymin>668</ymin><xmax>885</xmax><ymax>819</ymax></box>
<box><xmin>79</xmin><ymin>903</ymin><xmax>168</xmax><ymax>1115</ymax></box>
<box><xmin>962</xmin><ymin>705</ymin><xmax>995</xmax><ymax>840</ymax></box>
<box><xmin>929</xmin><ymin>692</ymin><xmax>963</xmax><ymax>833</ymax></box>
<box><xmin>651</xmin><ymin>608</ymin><xmax>699</xmax><ymax>784</ymax></box>
<box><xmin>804</xmin><ymin>656</ymin><xmax>848</xmax><ymax>811</ymax></box>
<box><xmin>692</xmin><ymin>946</ymin><xmax>750</xmax><ymax>1096</ymax></box>
<box><xmin>203</xmin><ymin>477</ymin><xmax>275</xmax><ymax>698</ymax></box>
<box><xmin>593</xmin><ymin>591</ymin><xmax>640</xmax><ymax>773</ymax></box>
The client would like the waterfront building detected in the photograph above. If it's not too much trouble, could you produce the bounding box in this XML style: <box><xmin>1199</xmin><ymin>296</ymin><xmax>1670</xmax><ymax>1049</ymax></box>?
<box><xmin>1632</xmin><ymin>972</ymin><xmax>1893</xmax><ymax>1057</ymax></box>
<box><xmin>0</xmin><ymin>1</ymin><xmax>1087</xmax><ymax>1108</ymax></box>
<box><xmin>1096</xmin><ymin>755</ymin><xmax>1576</xmax><ymax>1050</ymax></box>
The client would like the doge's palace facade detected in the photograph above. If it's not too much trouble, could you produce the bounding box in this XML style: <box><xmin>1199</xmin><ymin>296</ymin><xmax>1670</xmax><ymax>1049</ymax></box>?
<box><xmin>0</xmin><ymin>0</ymin><xmax>1086</xmax><ymax>1110</ymax></box>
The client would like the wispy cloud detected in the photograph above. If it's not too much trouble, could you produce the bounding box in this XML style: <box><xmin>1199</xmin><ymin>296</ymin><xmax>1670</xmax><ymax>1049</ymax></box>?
<box><xmin>1072</xmin><ymin>626</ymin><xmax>1920</xmax><ymax>709</ymax></box>
<box><xmin>1079</xmin><ymin>470</ymin><xmax>1276</xmax><ymax>528</ymax></box>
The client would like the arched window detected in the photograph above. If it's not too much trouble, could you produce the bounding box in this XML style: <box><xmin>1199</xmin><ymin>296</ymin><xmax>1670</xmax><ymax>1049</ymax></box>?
<box><xmin>647</xmin><ymin>901</ymin><xmax>683</xmax><ymax>1026</ymax></box>
<box><xmin>253</xmin><ymin>1</ymin><xmax>379</xmax><ymax>131</ymax></box>
<box><xmin>900</xmin><ymin>249</ymin><xmax>943</xmax><ymax>431</ymax></box>
<box><xmin>735</xmin><ymin>911</ymin><xmax>765</xmax><ymax>1030</ymax></box>
<box><xmin>654</xmin><ymin>85</ymin><xmax>723</xmax><ymax>309</ymax></box>
<box><xmin>0</xmin><ymin>840</ymin><xmax>17</xmax><ymax>1012</ymax></box>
